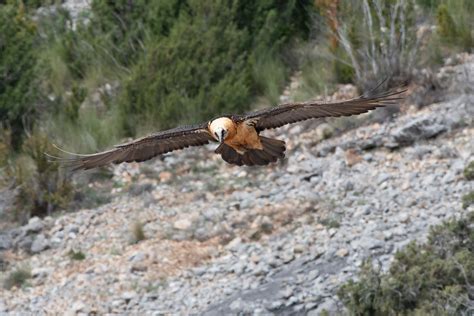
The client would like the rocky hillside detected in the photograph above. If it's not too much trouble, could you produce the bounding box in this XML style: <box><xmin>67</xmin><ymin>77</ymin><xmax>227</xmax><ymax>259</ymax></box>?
<box><xmin>0</xmin><ymin>55</ymin><xmax>473</xmax><ymax>315</ymax></box>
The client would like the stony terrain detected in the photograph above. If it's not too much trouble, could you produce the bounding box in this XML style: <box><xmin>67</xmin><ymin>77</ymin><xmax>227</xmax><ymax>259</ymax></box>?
<box><xmin>0</xmin><ymin>55</ymin><xmax>473</xmax><ymax>315</ymax></box>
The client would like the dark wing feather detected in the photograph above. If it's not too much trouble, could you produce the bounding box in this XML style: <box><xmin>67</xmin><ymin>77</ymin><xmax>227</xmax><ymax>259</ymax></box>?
<box><xmin>47</xmin><ymin>124</ymin><xmax>214</xmax><ymax>171</ymax></box>
<box><xmin>237</xmin><ymin>86</ymin><xmax>406</xmax><ymax>131</ymax></box>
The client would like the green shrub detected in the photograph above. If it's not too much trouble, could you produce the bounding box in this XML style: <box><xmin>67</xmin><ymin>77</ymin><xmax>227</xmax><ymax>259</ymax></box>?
<box><xmin>416</xmin><ymin>0</ymin><xmax>441</xmax><ymax>10</ymax></box>
<box><xmin>338</xmin><ymin>212</ymin><xmax>474</xmax><ymax>315</ymax></box>
<box><xmin>462</xmin><ymin>192</ymin><xmax>474</xmax><ymax>209</ymax></box>
<box><xmin>9</xmin><ymin>130</ymin><xmax>73</xmax><ymax>221</ymax></box>
<box><xmin>0</xmin><ymin>3</ymin><xmax>39</xmax><ymax>148</ymax></box>
<box><xmin>464</xmin><ymin>161</ymin><xmax>474</xmax><ymax>181</ymax></box>
<box><xmin>436</xmin><ymin>4</ymin><xmax>457</xmax><ymax>40</ymax></box>
<box><xmin>120</xmin><ymin>1</ymin><xmax>252</xmax><ymax>135</ymax></box>
<box><xmin>435</xmin><ymin>1</ymin><xmax>473</xmax><ymax>52</ymax></box>
<box><xmin>68</xmin><ymin>250</ymin><xmax>86</xmax><ymax>261</ymax></box>
<box><xmin>119</xmin><ymin>0</ymin><xmax>312</xmax><ymax>135</ymax></box>
<box><xmin>0</xmin><ymin>126</ymin><xmax>12</xmax><ymax>167</ymax></box>
<box><xmin>130</xmin><ymin>221</ymin><xmax>146</xmax><ymax>244</ymax></box>
<box><xmin>333</xmin><ymin>47</ymin><xmax>355</xmax><ymax>84</ymax></box>
<box><xmin>3</xmin><ymin>266</ymin><xmax>32</xmax><ymax>290</ymax></box>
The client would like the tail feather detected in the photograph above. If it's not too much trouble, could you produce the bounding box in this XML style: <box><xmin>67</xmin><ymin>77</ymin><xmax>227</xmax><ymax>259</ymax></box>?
<box><xmin>215</xmin><ymin>137</ymin><xmax>285</xmax><ymax>166</ymax></box>
<box><xmin>260</xmin><ymin>136</ymin><xmax>286</xmax><ymax>159</ymax></box>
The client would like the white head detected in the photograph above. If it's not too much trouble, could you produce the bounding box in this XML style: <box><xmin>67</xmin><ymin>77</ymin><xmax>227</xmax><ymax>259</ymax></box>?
<box><xmin>209</xmin><ymin>117</ymin><xmax>234</xmax><ymax>143</ymax></box>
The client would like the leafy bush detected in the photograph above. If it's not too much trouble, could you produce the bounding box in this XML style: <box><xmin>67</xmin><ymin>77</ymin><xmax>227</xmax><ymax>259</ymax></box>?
<box><xmin>120</xmin><ymin>1</ymin><xmax>251</xmax><ymax>135</ymax></box>
<box><xmin>9</xmin><ymin>130</ymin><xmax>73</xmax><ymax>221</ymax></box>
<box><xmin>338</xmin><ymin>212</ymin><xmax>474</xmax><ymax>315</ymax></box>
<box><xmin>3</xmin><ymin>266</ymin><xmax>32</xmax><ymax>290</ymax></box>
<box><xmin>462</xmin><ymin>192</ymin><xmax>474</xmax><ymax>210</ymax></box>
<box><xmin>0</xmin><ymin>3</ymin><xmax>39</xmax><ymax>148</ymax></box>
<box><xmin>130</xmin><ymin>221</ymin><xmax>146</xmax><ymax>244</ymax></box>
<box><xmin>119</xmin><ymin>0</ymin><xmax>311</xmax><ymax>135</ymax></box>
<box><xmin>435</xmin><ymin>1</ymin><xmax>473</xmax><ymax>52</ymax></box>
<box><xmin>464</xmin><ymin>161</ymin><xmax>474</xmax><ymax>181</ymax></box>
<box><xmin>68</xmin><ymin>250</ymin><xmax>86</xmax><ymax>261</ymax></box>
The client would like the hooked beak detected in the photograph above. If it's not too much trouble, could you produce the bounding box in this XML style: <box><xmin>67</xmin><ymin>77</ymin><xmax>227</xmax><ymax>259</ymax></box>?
<box><xmin>216</xmin><ymin>129</ymin><xmax>226</xmax><ymax>143</ymax></box>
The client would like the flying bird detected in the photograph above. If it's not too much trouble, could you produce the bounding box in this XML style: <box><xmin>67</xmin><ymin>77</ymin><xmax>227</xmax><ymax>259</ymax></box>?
<box><xmin>48</xmin><ymin>85</ymin><xmax>405</xmax><ymax>170</ymax></box>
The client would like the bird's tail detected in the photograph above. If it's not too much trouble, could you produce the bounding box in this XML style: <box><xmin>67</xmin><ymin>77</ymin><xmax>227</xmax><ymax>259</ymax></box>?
<box><xmin>215</xmin><ymin>137</ymin><xmax>285</xmax><ymax>166</ymax></box>
<box><xmin>259</xmin><ymin>136</ymin><xmax>286</xmax><ymax>163</ymax></box>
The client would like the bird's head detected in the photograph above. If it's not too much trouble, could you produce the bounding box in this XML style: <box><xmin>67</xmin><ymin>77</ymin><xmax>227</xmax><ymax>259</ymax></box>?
<box><xmin>209</xmin><ymin>117</ymin><xmax>235</xmax><ymax>143</ymax></box>
<box><xmin>213</xmin><ymin>126</ymin><xmax>228</xmax><ymax>143</ymax></box>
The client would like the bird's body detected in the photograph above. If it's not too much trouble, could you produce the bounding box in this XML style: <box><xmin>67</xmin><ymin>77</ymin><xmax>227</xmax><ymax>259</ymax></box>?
<box><xmin>48</xmin><ymin>84</ymin><xmax>406</xmax><ymax>170</ymax></box>
<box><xmin>209</xmin><ymin>118</ymin><xmax>262</xmax><ymax>153</ymax></box>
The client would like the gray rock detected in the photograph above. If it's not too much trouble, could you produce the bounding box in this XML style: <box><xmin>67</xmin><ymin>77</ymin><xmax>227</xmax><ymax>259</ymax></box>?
<box><xmin>391</xmin><ymin>115</ymin><xmax>447</xmax><ymax>146</ymax></box>
<box><xmin>351</xmin><ymin>237</ymin><xmax>384</xmax><ymax>250</ymax></box>
<box><xmin>31</xmin><ymin>267</ymin><xmax>53</xmax><ymax>279</ymax></box>
<box><xmin>0</xmin><ymin>234</ymin><xmax>12</xmax><ymax>250</ymax></box>
<box><xmin>16</xmin><ymin>234</ymin><xmax>34</xmax><ymax>251</ymax></box>
<box><xmin>65</xmin><ymin>224</ymin><xmax>79</xmax><ymax>235</ymax></box>
<box><xmin>128</xmin><ymin>252</ymin><xmax>147</xmax><ymax>262</ymax></box>
<box><xmin>0</xmin><ymin>299</ymin><xmax>6</xmax><ymax>312</ymax></box>
<box><xmin>71</xmin><ymin>301</ymin><xmax>87</xmax><ymax>313</ymax></box>
<box><xmin>122</xmin><ymin>291</ymin><xmax>137</xmax><ymax>303</ymax></box>
<box><xmin>229</xmin><ymin>298</ymin><xmax>246</xmax><ymax>312</ymax></box>
<box><xmin>24</xmin><ymin>217</ymin><xmax>44</xmax><ymax>234</ymax></box>
<box><xmin>279</xmin><ymin>286</ymin><xmax>294</xmax><ymax>299</ymax></box>
<box><xmin>30</xmin><ymin>234</ymin><xmax>50</xmax><ymax>254</ymax></box>
<box><xmin>309</xmin><ymin>298</ymin><xmax>338</xmax><ymax>315</ymax></box>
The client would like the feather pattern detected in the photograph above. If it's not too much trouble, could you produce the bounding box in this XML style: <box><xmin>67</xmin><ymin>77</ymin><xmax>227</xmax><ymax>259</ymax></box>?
<box><xmin>47</xmin><ymin>124</ymin><xmax>214</xmax><ymax>171</ymax></box>
<box><xmin>236</xmin><ymin>86</ymin><xmax>406</xmax><ymax>131</ymax></box>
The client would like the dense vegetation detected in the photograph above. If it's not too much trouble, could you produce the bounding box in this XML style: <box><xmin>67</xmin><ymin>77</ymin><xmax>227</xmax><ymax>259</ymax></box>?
<box><xmin>0</xmin><ymin>0</ymin><xmax>472</xmax><ymax>220</ymax></box>
<box><xmin>338</xmin><ymin>212</ymin><xmax>474</xmax><ymax>315</ymax></box>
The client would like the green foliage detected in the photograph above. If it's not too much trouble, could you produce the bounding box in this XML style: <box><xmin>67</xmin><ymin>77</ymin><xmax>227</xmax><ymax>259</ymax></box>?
<box><xmin>462</xmin><ymin>192</ymin><xmax>474</xmax><ymax>209</ymax></box>
<box><xmin>3</xmin><ymin>266</ymin><xmax>32</xmax><ymax>290</ymax></box>
<box><xmin>119</xmin><ymin>0</ymin><xmax>311</xmax><ymax>135</ymax></box>
<box><xmin>8</xmin><ymin>130</ymin><xmax>73</xmax><ymax>221</ymax></box>
<box><xmin>68</xmin><ymin>250</ymin><xmax>86</xmax><ymax>261</ymax></box>
<box><xmin>0</xmin><ymin>3</ymin><xmax>39</xmax><ymax>147</ymax></box>
<box><xmin>88</xmin><ymin>0</ymin><xmax>183</xmax><ymax>67</ymax></box>
<box><xmin>416</xmin><ymin>0</ymin><xmax>441</xmax><ymax>10</ymax></box>
<box><xmin>333</xmin><ymin>47</ymin><xmax>355</xmax><ymax>84</ymax></box>
<box><xmin>120</xmin><ymin>1</ymin><xmax>251</xmax><ymax>134</ymax></box>
<box><xmin>130</xmin><ymin>221</ymin><xmax>146</xmax><ymax>244</ymax></box>
<box><xmin>338</xmin><ymin>212</ymin><xmax>474</xmax><ymax>315</ymax></box>
<box><xmin>436</xmin><ymin>5</ymin><xmax>457</xmax><ymax>40</ymax></box>
<box><xmin>434</xmin><ymin>1</ymin><xmax>473</xmax><ymax>52</ymax></box>
<box><xmin>0</xmin><ymin>126</ymin><xmax>12</xmax><ymax>167</ymax></box>
<box><xmin>464</xmin><ymin>161</ymin><xmax>474</xmax><ymax>181</ymax></box>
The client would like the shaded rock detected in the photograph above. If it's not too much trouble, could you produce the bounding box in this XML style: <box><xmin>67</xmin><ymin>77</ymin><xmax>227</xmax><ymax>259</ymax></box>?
<box><xmin>16</xmin><ymin>235</ymin><xmax>34</xmax><ymax>251</ymax></box>
<box><xmin>24</xmin><ymin>217</ymin><xmax>44</xmax><ymax>234</ymax></box>
<box><xmin>30</xmin><ymin>234</ymin><xmax>49</xmax><ymax>254</ymax></box>
<box><xmin>0</xmin><ymin>234</ymin><xmax>12</xmax><ymax>250</ymax></box>
<box><xmin>390</xmin><ymin>115</ymin><xmax>447</xmax><ymax>146</ymax></box>
<box><xmin>31</xmin><ymin>267</ymin><xmax>53</xmax><ymax>279</ymax></box>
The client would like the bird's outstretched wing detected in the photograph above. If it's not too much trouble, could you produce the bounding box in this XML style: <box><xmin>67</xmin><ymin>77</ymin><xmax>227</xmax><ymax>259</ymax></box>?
<box><xmin>46</xmin><ymin>124</ymin><xmax>214</xmax><ymax>171</ymax></box>
<box><xmin>237</xmin><ymin>85</ymin><xmax>406</xmax><ymax>131</ymax></box>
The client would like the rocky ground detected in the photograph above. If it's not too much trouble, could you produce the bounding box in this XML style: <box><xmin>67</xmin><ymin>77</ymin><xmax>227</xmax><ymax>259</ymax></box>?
<box><xmin>0</xmin><ymin>55</ymin><xmax>473</xmax><ymax>315</ymax></box>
